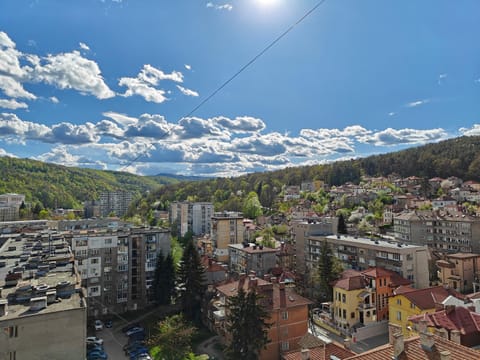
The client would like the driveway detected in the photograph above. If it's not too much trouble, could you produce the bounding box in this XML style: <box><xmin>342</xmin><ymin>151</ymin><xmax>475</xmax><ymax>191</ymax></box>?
<box><xmin>96</xmin><ymin>327</ymin><xmax>129</xmax><ymax>359</ymax></box>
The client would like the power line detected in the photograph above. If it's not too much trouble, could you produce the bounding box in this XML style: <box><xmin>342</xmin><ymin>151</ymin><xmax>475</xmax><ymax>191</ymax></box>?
<box><xmin>120</xmin><ymin>0</ymin><xmax>328</xmax><ymax>172</ymax></box>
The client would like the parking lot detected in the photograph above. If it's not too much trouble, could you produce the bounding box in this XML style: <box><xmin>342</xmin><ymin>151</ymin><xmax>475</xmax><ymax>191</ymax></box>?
<box><xmin>89</xmin><ymin>326</ymin><xmax>130</xmax><ymax>359</ymax></box>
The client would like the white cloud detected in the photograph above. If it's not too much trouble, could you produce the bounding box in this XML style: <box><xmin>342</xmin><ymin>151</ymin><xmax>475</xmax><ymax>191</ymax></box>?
<box><xmin>358</xmin><ymin>127</ymin><xmax>447</xmax><ymax>146</ymax></box>
<box><xmin>0</xmin><ymin>99</ymin><xmax>28</xmax><ymax>110</ymax></box>
<box><xmin>102</xmin><ymin>111</ymin><xmax>138</xmax><ymax>127</ymax></box>
<box><xmin>388</xmin><ymin>112</ymin><xmax>395</xmax><ymax>116</ymax></box>
<box><xmin>206</xmin><ymin>2</ymin><xmax>233</xmax><ymax>11</ymax></box>
<box><xmin>406</xmin><ymin>99</ymin><xmax>429</xmax><ymax>108</ymax></box>
<box><xmin>184</xmin><ymin>64</ymin><xmax>191</xmax><ymax>70</ymax></box>
<box><xmin>215</xmin><ymin>116</ymin><xmax>266</xmax><ymax>133</ymax></box>
<box><xmin>459</xmin><ymin>124</ymin><xmax>480</xmax><ymax>136</ymax></box>
<box><xmin>438</xmin><ymin>73</ymin><xmax>447</xmax><ymax>85</ymax></box>
<box><xmin>0</xmin><ymin>75</ymin><xmax>36</xmax><ymax>99</ymax></box>
<box><xmin>176</xmin><ymin>85</ymin><xmax>199</xmax><ymax>97</ymax></box>
<box><xmin>30</xmin><ymin>50</ymin><xmax>115</xmax><ymax>99</ymax></box>
<box><xmin>0</xmin><ymin>147</ymin><xmax>17</xmax><ymax>157</ymax></box>
<box><xmin>79</xmin><ymin>42</ymin><xmax>90</xmax><ymax>51</ymax></box>
<box><xmin>49</xmin><ymin>96</ymin><xmax>59</xmax><ymax>103</ymax></box>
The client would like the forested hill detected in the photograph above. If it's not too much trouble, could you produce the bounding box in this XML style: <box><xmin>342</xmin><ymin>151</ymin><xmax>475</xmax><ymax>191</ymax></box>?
<box><xmin>141</xmin><ymin>136</ymin><xmax>480</xmax><ymax>212</ymax></box>
<box><xmin>0</xmin><ymin>157</ymin><xmax>181</xmax><ymax>209</ymax></box>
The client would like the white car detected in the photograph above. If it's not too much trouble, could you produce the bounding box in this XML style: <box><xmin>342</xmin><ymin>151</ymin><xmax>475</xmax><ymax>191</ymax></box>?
<box><xmin>94</xmin><ymin>320</ymin><xmax>104</xmax><ymax>331</ymax></box>
<box><xmin>86</xmin><ymin>336</ymin><xmax>104</xmax><ymax>346</ymax></box>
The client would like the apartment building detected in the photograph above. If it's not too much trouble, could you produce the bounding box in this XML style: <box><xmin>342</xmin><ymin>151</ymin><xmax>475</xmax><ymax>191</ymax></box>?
<box><xmin>0</xmin><ymin>193</ymin><xmax>25</xmax><ymax>221</ymax></box>
<box><xmin>214</xmin><ymin>274</ymin><xmax>312</xmax><ymax>360</ymax></box>
<box><xmin>211</xmin><ymin>211</ymin><xmax>244</xmax><ymax>262</ymax></box>
<box><xmin>229</xmin><ymin>243</ymin><xmax>279</xmax><ymax>277</ymax></box>
<box><xmin>170</xmin><ymin>201</ymin><xmax>214</xmax><ymax>236</ymax></box>
<box><xmin>70</xmin><ymin>226</ymin><xmax>170</xmax><ymax>317</ymax></box>
<box><xmin>308</xmin><ymin>235</ymin><xmax>430</xmax><ymax>288</ymax></box>
<box><xmin>394</xmin><ymin>210</ymin><xmax>480</xmax><ymax>253</ymax></box>
<box><xmin>99</xmin><ymin>190</ymin><xmax>133</xmax><ymax>217</ymax></box>
<box><xmin>0</xmin><ymin>231</ymin><xmax>87</xmax><ymax>360</ymax></box>
<box><xmin>436</xmin><ymin>253</ymin><xmax>480</xmax><ymax>293</ymax></box>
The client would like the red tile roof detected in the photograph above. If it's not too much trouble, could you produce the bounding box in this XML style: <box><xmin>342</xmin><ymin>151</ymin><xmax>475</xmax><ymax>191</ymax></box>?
<box><xmin>409</xmin><ymin>306</ymin><xmax>480</xmax><ymax>335</ymax></box>
<box><xmin>283</xmin><ymin>342</ymin><xmax>355</xmax><ymax>360</ymax></box>
<box><xmin>334</xmin><ymin>275</ymin><xmax>367</xmax><ymax>291</ymax></box>
<box><xmin>344</xmin><ymin>334</ymin><xmax>480</xmax><ymax>360</ymax></box>
<box><xmin>399</xmin><ymin>286</ymin><xmax>464</xmax><ymax>310</ymax></box>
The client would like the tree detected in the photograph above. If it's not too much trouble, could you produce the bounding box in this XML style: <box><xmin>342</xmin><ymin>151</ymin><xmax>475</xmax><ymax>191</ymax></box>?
<box><xmin>337</xmin><ymin>214</ymin><xmax>347</xmax><ymax>234</ymax></box>
<box><xmin>153</xmin><ymin>251</ymin><xmax>176</xmax><ymax>305</ymax></box>
<box><xmin>316</xmin><ymin>241</ymin><xmax>342</xmax><ymax>302</ymax></box>
<box><xmin>225</xmin><ymin>287</ymin><xmax>271</xmax><ymax>360</ymax></box>
<box><xmin>177</xmin><ymin>240</ymin><xmax>206</xmax><ymax>324</ymax></box>
<box><xmin>148</xmin><ymin>314</ymin><xmax>196</xmax><ymax>360</ymax></box>
<box><xmin>242</xmin><ymin>191</ymin><xmax>263</xmax><ymax>219</ymax></box>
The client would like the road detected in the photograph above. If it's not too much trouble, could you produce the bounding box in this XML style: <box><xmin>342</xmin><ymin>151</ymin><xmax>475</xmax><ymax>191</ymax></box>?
<box><xmin>95</xmin><ymin>327</ymin><xmax>129</xmax><ymax>359</ymax></box>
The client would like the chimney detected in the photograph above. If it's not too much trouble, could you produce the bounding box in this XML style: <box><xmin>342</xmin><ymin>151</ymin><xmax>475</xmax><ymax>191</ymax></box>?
<box><xmin>249</xmin><ymin>277</ymin><xmax>258</xmax><ymax>290</ymax></box>
<box><xmin>300</xmin><ymin>348</ymin><xmax>310</xmax><ymax>360</ymax></box>
<box><xmin>271</xmin><ymin>276</ymin><xmax>277</xmax><ymax>283</ymax></box>
<box><xmin>445</xmin><ymin>305</ymin><xmax>455</xmax><ymax>314</ymax></box>
<box><xmin>388</xmin><ymin>323</ymin><xmax>402</xmax><ymax>345</ymax></box>
<box><xmin>393</xmin><ymin>332</ymin><xmax>404</xmax><ymax>359</ymax></box>
<box><xmin>420</xmin><ymin>332</ymin><xmax>435</xmax><ymax>352</ymax></box>
<box><xmin>0</xmin><ymin>299</ymin><xmax>7</xmax><ymax>317</ymax></box>
<box><xmin>434</xmin><ymin>327</ymin><xmax>448</xmax><ymax>339</ymax></box>
<box><xmin>417</xmin><ymin>318</ymin><xmax>428</xmax><ymax>334</ymax></box>
<box><xmin>439</xmin><ymin>351</ymin><xmax>451</xmax><ymax>360</ymax></box>
<box><xmin>238</xmin><ymin>273</ymin><xmax>246</xmax><ymax>290</ymax></box>
<box><xmin>450</xmin><ymin>329</ymin><xmax>461</xmax><ymax>344</ymax></box>
<box><xmin>279</xmin><ymin>282</ymin><xmax>286</xmax><ymax>308</ymax></box>
<box><xmin>343</xmin><ymin>338</ymin><xmax>351</xmax><ymax>349</ymax></box>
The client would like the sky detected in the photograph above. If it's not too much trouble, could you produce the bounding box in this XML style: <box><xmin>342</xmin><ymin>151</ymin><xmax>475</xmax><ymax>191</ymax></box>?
<box><xmin>0</xmin><ymin>0</ymin><xmax>479</xmax><ymax>177</ymax></box>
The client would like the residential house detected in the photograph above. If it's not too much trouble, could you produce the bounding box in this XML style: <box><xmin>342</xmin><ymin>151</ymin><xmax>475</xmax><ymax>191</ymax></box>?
<box><xmin>388</xmin><ymin>285</ymin><xmax>463</xmax><ymax>336</ymax></box>
<box><xmin>436</xmin><ymin>252</ymin><xmax>480</xmax><ymax>293</ymax></box>
<box><xmin>229</xmin><ymin>243</ymin><xmax>278</xmax><ymax>277</ymax></box>
<box><xmin>214</xmin><ymin>274</ymin><xmax>312</xmax><ymax>360</ymax></box>
<box><xmin>282</xmin><ymin>333</ymin><xmax>355</xmax><ymax>360</ymax></box>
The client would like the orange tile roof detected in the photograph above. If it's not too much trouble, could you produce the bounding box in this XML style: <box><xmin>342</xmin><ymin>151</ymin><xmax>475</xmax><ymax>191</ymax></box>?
<box><xmin>344</xmin><ymin>334</ymin><xmax>480</xmax><ymax>360</ymax></box>
<box><xmin>409</xmin><ymin>306</ymin><xmax>480</xmax><ymax>335</ymax></box>
<box><xmin>283</xmin><ymin>342</ymin><xmax>355</xmax><ymax>360</ymax></box>
<box><xmin>334</xmin><ymin>275</ymin><xmax>367</xmax><ymax>291</ymax></box>
<box><xmin>399</xmin><ymin>286</ymin><xmax>464</xmax><ymax>310</ymax></box>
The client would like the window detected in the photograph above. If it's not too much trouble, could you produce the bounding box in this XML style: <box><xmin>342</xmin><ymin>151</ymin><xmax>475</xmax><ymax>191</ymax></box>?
<box><xmin>343</xmin><ymin>309</ymin><xmax>347</xmax><ymax>319</ymax></box>
<box><xmin>351</xmin><ymin>312</ymin><xmax>355</xmax><ymax>319</ymax></box>
<box><xmin>105</xmin><ymin>238</ymin><xmax>112</xmax><ymax>245</ymax></box>
<box><xmin>342</xmin><ymin>294</ymin><xmax>346</xmax><ymax>303</ymax></box>
<box><xmin>9</xmin><ymin>352</ymin><xmax>16</xmax><ymax>360</ymax></box>
<box><xmin>281</xmin><ymin>341</ymin><xmax>289</xmax><ymax>351</ymax></box>
<box><xmin>396</xmin><ymin>299</ymin><xmax>401</xmax><ymax>305</ymax></box>
<box><xmin>91</xmin><ymin>258</ymin><xmax>99</xmax><ymax>264</ymax></box>
<box><xmin>282</xmin><ymin>311</ymin><xmax>288</xmax><ymax>320</ymax></box>
<box><xmin>4</xmin><ymin>326</ymin><xmax>18</xmax><ymax>338</ymax></box>
<box><xmin>410</xmin><ymin>303</ymin><xmax>415</xmax><ymax>309</ymax></box>
<box><xmin>396</xmin><ymin>311</ymin><xmax>402</xmax><ymax>321</ymax></box>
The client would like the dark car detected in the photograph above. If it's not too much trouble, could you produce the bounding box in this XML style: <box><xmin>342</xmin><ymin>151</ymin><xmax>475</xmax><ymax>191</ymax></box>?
<box><xmin>105</xmin><ymin>320</ymin><xmax>113</xmax><ymax>328</ymax></box>
<box><xmin>122</xmin><ymin>322</ymin><xmax>141</xmax><ymax>333</ymax></box>
<box><xmin>124</xmin><ymin>341</ymin><xmax>146</xmax><ymax>354</ymax></box>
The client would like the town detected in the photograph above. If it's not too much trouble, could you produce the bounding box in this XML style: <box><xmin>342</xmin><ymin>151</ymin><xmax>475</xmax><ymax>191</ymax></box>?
<box><xmin>2</xmin><ymin>173</ymin><xmax>480</xmax><ymax>359</ymax></box>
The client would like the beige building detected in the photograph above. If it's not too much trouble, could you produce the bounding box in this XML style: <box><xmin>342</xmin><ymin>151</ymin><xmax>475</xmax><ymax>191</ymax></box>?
<box><xmin>394</xmin><ymin>210</ymin><xmax>480</xmax><ymax>253</ymax></box>
<box><xmin>229</xmin><ymin>243</ymin><xmax>279</xmax><ymax>277</ymax></box>
<box><xmin>309</xmin><ymin>235</ymin><xmax>430</xmax><ymax>289</ymax></box>
<box><xmin>436</xmin><ymin>253</ymin><xmax>480</xmax><ymax>293</ymax></box>
<box><xmin>211</xmin><ymin>211</ymin><xmax>244</xmax><ymax>262</ymax></box>
<box><xmin>0</xmin><ymin>232</ymin><xmax>87</xmax><ymax>360</ymax></box>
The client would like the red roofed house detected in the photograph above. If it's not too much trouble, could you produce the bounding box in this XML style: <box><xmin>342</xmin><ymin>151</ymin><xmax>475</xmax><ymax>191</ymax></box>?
<box><xmin>282</xmin><ymin>333</ymin><xmax>355</xmax><ymax>360</ymax></box>
<box><xmin>214</xmin><ymin>273</ymin><xmax>312</xmax><ymax>360</ymax></box>
<box><xmin>408</xmin><ymin>304</ymin><xmax>480</xmax><ymax>348</ymax></box>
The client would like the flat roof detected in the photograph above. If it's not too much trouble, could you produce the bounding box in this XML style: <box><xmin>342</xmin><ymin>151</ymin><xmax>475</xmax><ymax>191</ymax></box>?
<box><xmin>312</xmin><ymin>234</ymin><xmax>426</xmax><ymax>250</ymax></box>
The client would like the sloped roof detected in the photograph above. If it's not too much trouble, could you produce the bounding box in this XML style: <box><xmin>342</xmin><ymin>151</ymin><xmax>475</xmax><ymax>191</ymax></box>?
<box><xmin>344</xmin><ymin>334</ymin><xmax>480</xmax><ymax>360</ymax></box>
<box><xmin>409</xmin><ymin>306</ymin><xmax>480</xmax><ymax>335</ymax></box>
<box><xmin>334</xmin><ymin>275</ymin><xmax>367</xmax><ymax>291</ymax></box>
<box><xmin>283</xmin><ymin>340</ymin><xmax>355</xmax><ymax>360</ymax></box>
<box><xmin>400</xmin><ymin>286</ymin><xmax>464</xmax><ymax>310</ymax></box>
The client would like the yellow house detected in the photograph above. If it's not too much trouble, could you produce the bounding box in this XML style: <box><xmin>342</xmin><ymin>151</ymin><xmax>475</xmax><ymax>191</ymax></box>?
<box><xmin>388</xmin><ymin>285</ymin><xmax>461</xmax><ymax>336</ymax></box>
<box><xmin>332</xmin><ymin>271</ymin><xmax>367</xmax><ymax>330</ymax></box>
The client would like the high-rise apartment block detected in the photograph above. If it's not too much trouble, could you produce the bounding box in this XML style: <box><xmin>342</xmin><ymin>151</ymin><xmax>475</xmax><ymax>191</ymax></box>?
<box><xmin>99</xmin><ymin>190</ymin><xmax>133</xmax><ymax>218</ymax></box>
<box><xmin>211</xmin><ymin>211</ymin><xmax>244</xmax><ymax>262</ymax></box>
<box><xmin>170</xmin><ymin>201</ymin><xmax>214</xmax><ymax>236</ymax></box>
<box><xmin>0</xmin><ymin>193</ymin><xmax>25</xmax><ymax>221</ymax></box>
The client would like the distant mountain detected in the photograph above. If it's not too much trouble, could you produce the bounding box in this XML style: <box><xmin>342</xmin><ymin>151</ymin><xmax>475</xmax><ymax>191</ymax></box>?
<box><xmin>151</xmin><ymin>173</ymin><xmax>208</xmax><ymax>182</ymax></box>
<box><xmin>0</xmin><ymin>157</ymin><xmax>180</xmax><ymax>209</ymax></box>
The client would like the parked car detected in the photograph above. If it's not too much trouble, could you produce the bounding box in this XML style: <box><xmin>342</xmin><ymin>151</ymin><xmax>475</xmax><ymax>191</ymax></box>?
<box><xmin>129</xmin><ymin>347</ymin><xmax>148</xmax><ymax>360</ymax></box>
<box><xmin>136</xmin><ymin>355</ymin><xmax>152</xmax><ymax>360</ymax></box>
<box><xmin>125</xmin><ymin>327</ymin><xmax>144</xmax><ymax>336</ymax></box>
<box><xmin>128</xmin><ymin>331</ymin><xmax>146</xmax><ymax>343</ymax></box>
<box><xmin>87</xmin><ymin>350</ymin><xmax>108</xmax><ymax>360</ymax></box>
<box><xmin>105</xmin><ymin>320</ymin><xmax>113</xmax><ymax>328</ymax></box>
<box><xmin>86</xmin><ymin>336</ymin><xmax>104</xmax><ymax>346</ymax></box>
<box><xmin>87</xmin><ymin>344</ymin><xmax>104</xmax><ymax>353</ymax></box>
<box><xmin>94</xmin><ymin>319</ymin><xmax>104</xmax><ymax>330</ymax></box>
<box><xmin>124</xmin><ymin>342</ymin><xmax>146</xmax><ymax>355</ymax></box>
<box><xmin>122</xmin><ymin>322</ymin><xmax>141</xmax><ymax>333</ymax></box>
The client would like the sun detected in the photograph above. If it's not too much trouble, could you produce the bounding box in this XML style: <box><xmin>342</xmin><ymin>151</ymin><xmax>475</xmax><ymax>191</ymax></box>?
<box><xmin>256</xmin><ymin>0</ymin><xmax>278</xmax><ymax>7</ymax></box>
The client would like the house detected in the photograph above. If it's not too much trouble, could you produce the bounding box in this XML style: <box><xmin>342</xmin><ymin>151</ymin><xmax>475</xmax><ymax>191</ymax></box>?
<box><xmin>282</xmin><ymin>333</ymin><xmax>355</xmax><ymax>360</ymax></box>
<box><xmin>388</xmin><ymin>285</ymin><xmax>464</xmax><ymax>336</ymax></box>
<box><xmin>229</xmin><ymin>243</ymin><xmax>278</xmax><ymax>277</ymax></box>
<box><xmin>201</xmin><ymin>255</ymin><xmax>227</xmax><ymax>285</ymax></box>
<box><xmin>436</xmin><ymin>253</ymin><xmax>480</xmax><ymax>293</ymax></box>
<box><xmin>408</xmin><ymin>305</ymin><xmax>480</xmax><ymax>348</ymax></box>
<box><xmin>214</xmin><ymin>274</ymin><xmax>312</xmax><ymax>360</ymax></box>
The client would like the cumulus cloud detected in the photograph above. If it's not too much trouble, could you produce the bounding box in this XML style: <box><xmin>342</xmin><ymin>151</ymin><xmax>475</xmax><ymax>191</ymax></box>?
<box><xmin>50</xmin><ymin>122</ymin><xmax>99</xmax><ymax>144</ymax></box>
<box><xmin>176</xmin><ymin>85</ymin><xmax>199</xmax><ymax>97</ymax></box>
<box><xmin>184</xmin><ymin>64</ymin><xmax>191</xmax><ymax>70</ymax></box>
<box><xmin>438</xmin><ymin>73</ymin><xmax>447</xmax><ymax>85</ymax></box>
<box><xmin>0</xmin><ymin>75</ymin><xmax>36</xmax><ymax>100</ymax></box>
<box><xmin>206</xmin><ymin>2</ymin><xmax>233</xmax><ymax>11</ymax></box>
<box><xmin>49</xmin><ymin>96</ymin><xmax>59</xmax><ymax>104</ymax></box>
<box><xmin>125</xmin><ymin>114</ymin><xmax>171</xmax><ymax>138</ymax></box>
<box><xmin>358</xmin><ymin>127</ymin><xmax>447</xmax><ymax>146</ymax></box>
<box><xmin>459</xmin><ymin>124</ymin><xmax>480</xmax><ymax>136</ymax></box>
<box><xmin>0</xmin><ymin>99</ymin><xmax>28</xmax><ymax>109</ymax></box>
<box><xmin>119</xmin><ymin>64</ymin><xmax>184</xmax><ymax>103</ymax></box>
<box><xmin>406</xmin><ymin>99</ymin><xmax>429</xmax><ymax>108</ymax></box>
<box><xmin>102</xmin><ymin>111</ymin><xmax>138</xmax><ymax>127</ymax></box>
<box><xmin>174</xmin><ymin>117</ymin><xmax>226</xmax><ymax>139</ymax></box>
<box><xmin>215</xmin><ymin>116</ymin><xmax>265</xmax><ymax>133</ymax></box>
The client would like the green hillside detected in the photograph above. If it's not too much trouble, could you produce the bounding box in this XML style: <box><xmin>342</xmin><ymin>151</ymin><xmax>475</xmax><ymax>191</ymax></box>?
<box><xmin>0</xmin><ymin>157</ymin><xmax>180</xmax><ymax>209</ymax></box>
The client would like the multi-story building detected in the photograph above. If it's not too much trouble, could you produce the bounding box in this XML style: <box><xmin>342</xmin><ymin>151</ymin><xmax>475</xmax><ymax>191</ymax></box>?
<box><xmin>229</xmin><ymin>243</ymin><xmax>279</xmax><ymax>277</ymax></box>
<box><xmin>99</xmin><ymin>190</ymin><xmax>133</xmax><ymax>217</ymax></box>
<box><xmin>0</xmin><ymin>193</ymin><xmax>25</xmax><ymax>221</ymax></box>
<box><xmin>170</xmin><ymin>201</ymin><xmax>214</xmax><ymax>236</ymax></box>
<box><xmin>0</xmin><ymin>231</ymin><xmax>87</xmax><ymax>360</ymax></box>
<box><xmin>436</xmin><ymin>253</ymin><xmax>480</xmax><ymax>293</ymax></box>
<box><xmin>70</xmin><ymin>226</ymin><xmax>170</xmax><ymax>317</ymax></box>
<box><xmin>388</xmin><ymin>285</ymin><xmax>463</xmax><ymax>336</ymax></box>
<box><xmin>214</xmin><ymin>274</ymin><xmax>312</xmax><ymax>360</ymax></box>
<box><xmin>394</xmin><ymin>210</ymin><xmax>480</xmax><ymax>252</ymax></box>
<box><xmin>332</xmin><ymin>268</ymin><xmax>410</xmax><ymax>331</ymax></box>
<box><xmin>211</xmin><ymin>211</ymin><xmax>244</xmax><ymax>262</ymax></box>
<box><xmin>308</xmin><ymin>235</ymin><xmax>430</xmax><ymax>288</ymax></box>
<box><xmin>84</xmin><ymin>199</ymin><xmax>101</xmax><ymax>218</ymax></box>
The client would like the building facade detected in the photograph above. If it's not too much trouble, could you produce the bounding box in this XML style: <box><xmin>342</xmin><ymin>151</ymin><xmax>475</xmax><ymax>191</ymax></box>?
<box><xmin>99</xmin><ymin>190</ymin><xmax>133</xmax><ymax>218</ymax></box>
<box><xmin>229</xmin><ymin>243</ymin><xmax>279</xmax><ymax>277</ymax></box>
<box><xmin>211</xmin><ymin>211</ymin><xmax>244</xmax><ymax>262</ymax></box>
<box><xmin>170</xmin><ymin>201</ymin><xmax>214</xmax><ymax>237</ymax></box>
<box><xmin>436</xmin><ymin>253</ymin><xmax>480</xmax><ymax>293</ymax></box>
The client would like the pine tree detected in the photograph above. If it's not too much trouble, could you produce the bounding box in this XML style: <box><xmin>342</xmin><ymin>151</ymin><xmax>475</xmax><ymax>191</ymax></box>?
<box><xmin>225</xmin><ymin>287</ymin><xmax>271</xmax><ymax>360</ymax></box>
<box><xmin>337</xmin><ymin>213</ymin><xmax>347</xmax><ymax>234</ymax></box>
<box><xmin>153</xmin><ymin>251</ymin><xmax>176</xmax><ymax>305</ymax></box>
<box><xmin>177</xmin><ymin>240</ymin><xmax>206</xmax><ymax>324</ymax></box>
<box><xmin>317</xmin><ymin>241</ymin><xmax>342</xmax><ymax>302</ymax></box>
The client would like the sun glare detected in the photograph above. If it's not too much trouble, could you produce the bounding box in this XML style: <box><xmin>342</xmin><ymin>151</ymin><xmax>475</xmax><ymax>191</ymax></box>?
<box><xmin>256</xmin><ymin>0</ymin><xmax>278</xmax><ymax>7</ymax></box>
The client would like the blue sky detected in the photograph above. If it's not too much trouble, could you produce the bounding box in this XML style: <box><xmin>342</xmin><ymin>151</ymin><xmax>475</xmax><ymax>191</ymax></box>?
<box><xmin>0</xmin><ymin>0</ymin><xmax>479</xmax><ymax>177</ymax></box>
